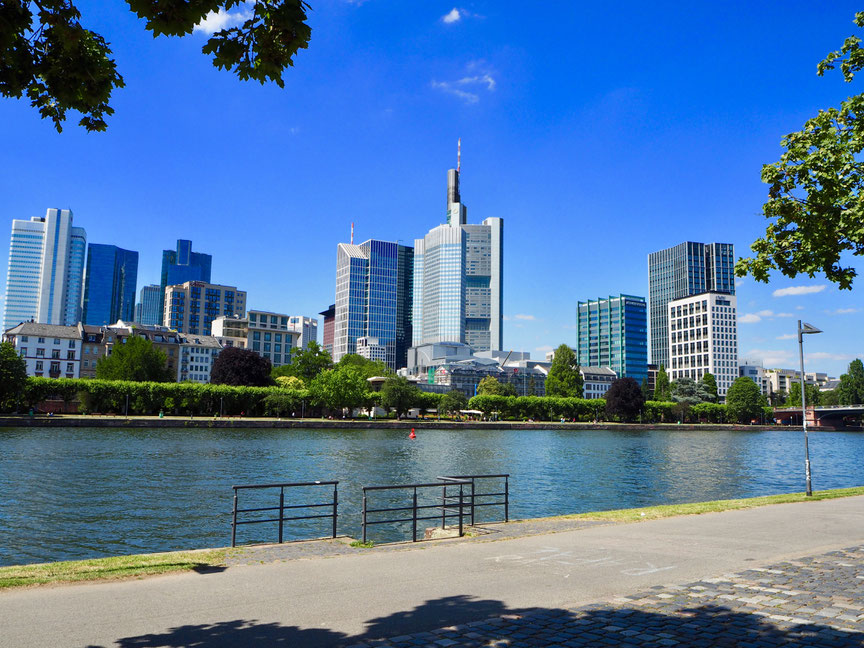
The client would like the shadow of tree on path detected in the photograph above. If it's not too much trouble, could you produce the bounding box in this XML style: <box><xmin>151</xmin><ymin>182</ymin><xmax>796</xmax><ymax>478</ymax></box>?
<box><xmin>107</xmin><ymin>597</ymin><xmax>864</xmax><ymax>647</ymax></box>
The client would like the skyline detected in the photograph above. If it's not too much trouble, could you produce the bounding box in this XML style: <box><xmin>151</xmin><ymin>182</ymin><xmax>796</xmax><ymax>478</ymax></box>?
<box><xmin>1</xmin><ymin>1</ymin><xmax>863</xmax><ymax>376</ymax></box>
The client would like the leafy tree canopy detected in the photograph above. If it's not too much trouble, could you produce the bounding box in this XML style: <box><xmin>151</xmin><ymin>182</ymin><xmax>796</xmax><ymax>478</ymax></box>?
<box><xmin>275</xmin><ymin>374</ymin><xmax>305</xmax><ymax>390</ymax></box>
<box><xmin>545</xmin><ymin>344</ymin><xmax>583</xmax><ymax>398</ymax></box>
<box><xmin>725</xmin><ymin>376</ymin><xmax>764</xmax><ymax>424</ymax></box>
<box><xmin>838</xmin><ymin>358</ymin><xmax>864</xmax><ymax>404</ymax></box>
<box><xmin>0</xmin><ymin>341</ymin><xmax>28</xmax><ymax>411</ymax></box>
<box><xmin>700</xmin><ymin>373</ymin><xmax>718</xmax><ymax>403</ymax></box>
<box><xmin>671</xmin><ymin>377</ymin><xmax>713</xmax><ymax>406</ymax></box>
<box><xmin>476</xmin><ymin>375</ymin><xmax>517</xmax><ymax>397</ymax></box>
<box><xmin>736</xmin><ymin>11</ymin><xmax>864</xmax><ymax>289</ymax></box>
<box><xmin>210</xmin><ymin>347</ymin><xmax>272</xmax><ymax>386</ymax></box>
<box><xmin>784</xmin><ymin>381</ymin><xmax>821</xmax><ymax>408</ymax></box>
<box><xmin>336</xmin><ymin>353</ymin><xmax>392</xmax><ymax>379</ymax></box>
<box><xmin>604</xmin><ymin>377</ymin><xmax>645</xmax><ymax>422</ymax></box>
<box><xmin>309</xmin><ymin>365</ymin><xmax>369</xmax><ymax>413</ymax></box>
<box><xmin>273</xmin><ymin>341</ymin><xmax>333</xmax><ymax>383</ymax></box>
<box><xmin>640</xmin><ymin>377</ymin><xmax>653</xmax><ymax>402</ymax></box>
<box><xmin>439</xmin><ymin>389</ymin><xmax>467</xmax><ymax>416</ymax></box>
<box><xmin>96</xmin><ymin>336</ymin><xmax>174</xmax><ymax>382</ymax></box>
<box><xmin>653</xmin><ymin>365</ymin><xmax>672</xmax><ymax>402</ymax></box>
<box><xmin>1</xmin><ymin>0</ymin><xmax>311</xmax><ymax>132</ymax></box>
<box><xmin>379</xmin><ymin>375</ymin><xmax>421</xmax><ymax>418</ymax></box>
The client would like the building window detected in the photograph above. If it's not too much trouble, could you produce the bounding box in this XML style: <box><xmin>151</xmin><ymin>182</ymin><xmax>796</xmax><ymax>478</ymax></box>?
<box><xmin>19</xmin><ymin>348</ymin><xmax>26</xmax><ymax>357</ymax></box>
<box><xmin>21</xmin><ymin>336</ymin><xmax>28</xmax><ymax>343</ymax></box>
<box><xmin>68</xmin><ymin>340</ymin><xmax>76</xmax><ymax>348</ymax></box>
<box><xmin>54</xmin><ymin>338</ymin><xmax>61</xmax><ymax>345</ymax></box>
<box><xmin>67</xmin><ymin>351</ymin><xmax>75</xmax><ymax>360</ymax></box>
<box><xmin>35</xmin><ymin>361</ymin><xmax>43</xmax><ymax>371</ymax></box>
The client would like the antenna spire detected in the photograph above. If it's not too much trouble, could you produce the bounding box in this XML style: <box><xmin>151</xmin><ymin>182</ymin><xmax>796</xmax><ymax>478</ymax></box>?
<box><xmin>350</xmin><ymin>222</ymin><xmax>354</xmax><ymax>245</ymax></box>
<box><xmin>457</xmin><ymin>138</ymin><xmax>461</xmax><ymax>174</ymax></box>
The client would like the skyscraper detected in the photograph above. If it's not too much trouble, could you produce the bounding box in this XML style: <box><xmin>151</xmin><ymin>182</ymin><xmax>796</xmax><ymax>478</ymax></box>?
<box><xmin>3</xmin><ymin>208</ymin><xmax>86</xmax><ymax>330</ymax></box>
<box><xmin>160</xmin><ymin>239</ymin><xmax>212</xmax><ymax>321</ymax></box>
<box><xmin>164</xmin><ymin>281</ymin><xmax>246</xmax><ymax>335</ymax></box>
<box><xmin>82</xmin><ymin>244</ymin><xmax>138</xmax><ymax>326</ymax></box>
<box><xmin>333</xmin><ymin>239</ymin><xmax>413</xmax><ymax>370</ymax></box>
<box><xmin>135</xmin><ymin>284</ymin><xmax>162</xmax><ymax>325</ymax></box>
<box><xmin>576</xmin><ymin>295</ymin><xmax>648</xmax><ymax>385</ymax></box>
<box><xmin>647</xmin><ymin>241</ymin><xmax>734</xmax><ymax>369</ymax></box>
<box><xmin>412</xmin><ymin>151</ymin><xmax>503</xmax><ymax>351</ymax></box>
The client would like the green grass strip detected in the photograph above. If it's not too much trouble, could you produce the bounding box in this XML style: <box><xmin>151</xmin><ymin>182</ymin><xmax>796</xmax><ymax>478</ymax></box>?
<box><xmin>559</xmin><ymin>486</ymin><xmax>864</xmax><ymax>523</ymax></box>
<box><xmin>0</xmin><ymin>548</ymin><xmax>232</xmax><ymax>590</ymax></box>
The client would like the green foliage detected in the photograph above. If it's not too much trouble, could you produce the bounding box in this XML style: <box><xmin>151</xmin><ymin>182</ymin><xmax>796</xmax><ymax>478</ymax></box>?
<box><xmin>643</xmin><ymin>400</ymin><xmax>675</xmax><ymax>423</ymax></box>
<box><xmin>275</xmin><ymin>375</ymin><xmax>305</xmax><ymax>390</ymax></box>
<box><xmin>1</xmin><ymin>0</ymin><xmax>311</xmax><ymax>132</ymax></box>
<box><xmin>690</xmin><ymin>402</ymin><xmax>728</xmax><ymax>423</ymax></box>
<box><xmin>439</xmin><ymin>390</ymin><xmax>468</xmax><ymax>416</ymax></box>
<box><xmin>671</xmin><ymin>377</ymin><xmax>713</xmax><ymax>406</ymax></box>
<box><xmin>545</xmin><ymin>344</ymin><xmax>583</xmax><ymax>398</ymax></box>
<box><xmin>820</xmin><ymin>388</ymin><xmax>841</xmax><ymax>406</ymax></box>
<box><xmin>336</xmin><ymin>354</ymin><xmax>392</xmax><ymax>379</ymax></box>
<box><xmin>725</xmin><ymin>377</ymin><xmax>764</xmax><ymax>424</ymax></box>
<box><xmin>95</xmin><ymin>337</ymin><xmax>173</xmax><ymax>382</ymax></box>
<box><xmin>784</xmin><ymin>381</ymin><xmax>822</xmax><ymax>407</ymax></box>
<box><xmin>0</xmin><ymin>342</ymin><xmax>28</xmax><ymax>411</ymax></box>
<box><xmin>379</xmin><ymin>376</ymin><xmax>422</xmax><ymax>418</ymax></box>
<box><xmin>641</xmin><ymin>377</ymin><xmax>653</xmax><ymax>402</ymax></box>
<box><xmin>309</xmin><ymin>366</ymin><xmax>370</xmax><ymax>413</ymax></box>
<box><xmin>653</xmin><ymin>365</ymin><xmax>672</xmax><ymax>402</ymax></box>
<box><xmin>476</xmin><ymin>376</ymin><xmax>517</xmax><ymax>397</ymax></box>
<box><xmin>604</xmin><ymin>377</ymin><xmax>645</xmax><ymax>422</ymax></box>
<box><xmin>838</xmin><ymin>358</ymin><xmax>864</xmax><ymax>405</ymax></box>
<box><xmin>210</xmin><ymin>347</ymin><xmax>272</xmax><ymax>387</ymax></box>
<box><xmin>700</xmin><ymin>373</ymin><xmax>718</xmax><ymax>403</ymax></box>
<box><xmin>274</xmin><ymin>341</ymin><xmax>333</xmax><ymax>383</ymax></box>
<box><xmin>736</xmin><ymin>12</ymin><xmax>864</xmax><ymax>288</ymax></box>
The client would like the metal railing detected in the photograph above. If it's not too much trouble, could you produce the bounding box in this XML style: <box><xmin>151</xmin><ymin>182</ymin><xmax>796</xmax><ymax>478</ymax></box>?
<box><xmin>438</xmin><ymin>474</ymin><xmax>509</xmax><ymax>525</ymax></box>
<box><xmin>231</xmin><ymin>480</ymin><xmax>338</xmax><ymax>547</ymax></box>
<box><xmin>361</xmin><ymin>480</ymin><xmax>471</xmax><ymax>543</ymax></box>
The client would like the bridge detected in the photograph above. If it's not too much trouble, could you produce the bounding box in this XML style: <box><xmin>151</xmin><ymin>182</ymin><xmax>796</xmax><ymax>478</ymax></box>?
<box><xmin>772</xmin><ymin>405</ymin><xmax>864</xmax><ymax>429</ymax></box>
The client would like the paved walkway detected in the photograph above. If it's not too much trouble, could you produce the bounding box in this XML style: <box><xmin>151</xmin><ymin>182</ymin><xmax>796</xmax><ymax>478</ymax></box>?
<box><xmin>2</xmin><ymin>497</ymin><xmax>864</xmax><ymax>647</ymax></box>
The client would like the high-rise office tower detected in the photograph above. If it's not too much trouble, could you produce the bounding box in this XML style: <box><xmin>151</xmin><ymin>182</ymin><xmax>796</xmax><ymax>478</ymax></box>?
<box><xmin>160</xmin><ymin>239</ymin><xmax>212</xmax><ymax>320</ymax></box>
<box><xmin>575</xmin><ymin>295</ymin><xmax>648</xmax><ymax>385</ymax></box>
<box><xmin>333</xmin><ymin>239</ymin><xmax>413</xmax><ymax>370</ymax></box>
<box><xmin>82</xmin><ymin>244</ymin><xmax>138</xmax><ymax>326</ymax></box>
<box><xmin>164</xmin><ymin>281</ymin><xmax>245</xmax><ymax>335</ymax></box>
<box><xmin>135</xmin><ymin>285</ymin><xmax>162</xmax><ymax>325</ymax></box>
<box><xmin>413</xmin><ymin>148</ymin><xmax>503</xmax><ymax>351</ymax></box>
<box><xmin>2</xmin><ymin>208</ymin><xmax>86</xmax><ymax>331</ymax></box>
<box><xmin>647</xmin><ymin>242</ymin><xmax>734</xmax><ymax>369</ymax></box>
<box><xmin>319</xmin><ymin>304</ymin><xmax>335</xmax><ymax>357</ymax></box>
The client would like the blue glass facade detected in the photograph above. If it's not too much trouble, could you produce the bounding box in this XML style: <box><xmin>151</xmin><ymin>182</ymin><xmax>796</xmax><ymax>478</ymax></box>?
<box><xmin>82</xmin><ymin>244</ymin><xmax>139</xmax><ymax>326</ymax></box>
<box><xmin>575</xmin><ymin>294</ymin><xmax>648</xmax><ymax>384</ymax></box>
<box><xmin>160</xmin><ymin>240</ymin><xmax>212</xmax><ymax>320</ymax></box>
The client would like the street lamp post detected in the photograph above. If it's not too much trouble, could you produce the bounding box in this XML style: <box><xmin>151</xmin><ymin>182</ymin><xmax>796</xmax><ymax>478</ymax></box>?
<box><xmin>798</xmin><ymin>320</ymin><xmax>822</xmax><ymax>497</ymax></box>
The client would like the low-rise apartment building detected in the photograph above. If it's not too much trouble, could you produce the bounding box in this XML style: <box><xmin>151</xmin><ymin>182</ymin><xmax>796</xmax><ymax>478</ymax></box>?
<box><xmin>3</xmin><ymin>322</ymin><xmax>81</xmax><ymax>378</ymax></box>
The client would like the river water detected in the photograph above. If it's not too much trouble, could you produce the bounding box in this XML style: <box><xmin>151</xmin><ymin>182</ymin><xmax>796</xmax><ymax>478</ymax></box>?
<box><xmin>1</xmin><ymin>426</ymin><xmax>863</xmax><ymax>567</ymax></box>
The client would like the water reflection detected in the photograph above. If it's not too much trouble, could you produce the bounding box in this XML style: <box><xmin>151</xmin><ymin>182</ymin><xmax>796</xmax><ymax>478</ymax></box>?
<box><xmin>0</xmin><ymin>426</ymin><xmax>862</xmax><ymax>566</ymax></box>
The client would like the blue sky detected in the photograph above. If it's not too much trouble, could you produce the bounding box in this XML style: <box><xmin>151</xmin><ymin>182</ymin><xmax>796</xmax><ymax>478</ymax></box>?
<box><xmin>1</xmin><ymin>0</ymin><xmax>862</xmax><ymax>376</ymax></box>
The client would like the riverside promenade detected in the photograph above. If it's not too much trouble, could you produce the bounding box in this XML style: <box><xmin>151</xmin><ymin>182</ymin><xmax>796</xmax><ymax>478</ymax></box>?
<box><xmin>2</xmin><ymin>497</ymin><xmax>864</xmax><ymax>647</ymax></box>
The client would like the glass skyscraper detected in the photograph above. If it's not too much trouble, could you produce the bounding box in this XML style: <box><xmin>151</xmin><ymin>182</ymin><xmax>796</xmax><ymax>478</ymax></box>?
<box><xmin>82</xmin><ymin>244</ymin><xmax>138</xmax><ymax>326</ymax></box>
<box><xmin>2</xmin><ymin>208</ymin><xmax>86</xmax><ymax>330</ymax></box>
<box><xmin>413</xmin><ymin>161</ymin><xmax>503</xmax><ymax>351</ymax></box>
<box><xmin>160</xmin><ymin>239</ymin><xmax>212</xmax><ymax>320</ymax></box>
<box><xmin>333</xmin><ymin>239</ymin><xmax>413</xmax><ymax>370</ymax></box>
<box><xmin>648</xmin><ymin>241</ymin><xmax>734</xmax><ymax>369</ymax></box>
<box><xmin>575</xmin><ymin>294</ymin><xmax>648</xmax><ymax>385</ymax></box>
<box><xmin>135</xmin><ymin>284</ymin><xmax>162</xmax><ymax>325</ymax></box>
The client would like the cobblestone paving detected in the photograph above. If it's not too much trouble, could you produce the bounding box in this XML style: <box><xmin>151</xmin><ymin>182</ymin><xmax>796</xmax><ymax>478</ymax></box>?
<box><xmin>342</xmin><ymin>546</ymin><xmax>864</xmax><ymax>647</ymax></box>
<box><xmin>224</xmin><ymin>518</ymin><xmax>609</xmax><ymax>566</ymax></box>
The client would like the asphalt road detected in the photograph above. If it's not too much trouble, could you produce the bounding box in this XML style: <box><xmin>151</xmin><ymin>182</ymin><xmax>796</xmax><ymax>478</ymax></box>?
<box><xmin>2</xmin><ymin>496</ymin><xmax>863</xmax><ymax>647</ymax></box>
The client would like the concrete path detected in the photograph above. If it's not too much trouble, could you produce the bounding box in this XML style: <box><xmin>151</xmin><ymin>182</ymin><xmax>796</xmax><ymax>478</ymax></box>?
<box><xmin>2</xmin><ymin>496</ymin><xmax>864</xmax><ymax>647</ymax></box>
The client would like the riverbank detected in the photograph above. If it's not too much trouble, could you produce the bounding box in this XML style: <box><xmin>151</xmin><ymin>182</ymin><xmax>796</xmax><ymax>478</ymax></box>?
<box><xmin>3</xmin><ymin>486</ymin><xmax>863</xmax><ymax>590</ymax></box>
<box><xmin>0</xmin><ymin>414</ymin><xmax>793</xmax><ymax>431</ymax></box>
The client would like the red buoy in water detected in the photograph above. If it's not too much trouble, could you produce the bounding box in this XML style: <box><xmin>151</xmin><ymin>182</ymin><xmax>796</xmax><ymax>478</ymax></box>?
<box><xmin>409</xmin><ymin>428</ymin><xmax>416</xmax><ymax>439</ymax></box>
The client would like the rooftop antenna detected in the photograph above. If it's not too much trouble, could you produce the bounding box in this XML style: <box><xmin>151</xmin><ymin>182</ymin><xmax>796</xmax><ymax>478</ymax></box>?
<box><xmin>351</xmin><ymin>222</ymin><xmax>354</xmax><ymax>245</ymax></box>
<box><xmin>457</xmin><ymin>138</ymin><xmax>461</xmax><ymax>174</ymax></box>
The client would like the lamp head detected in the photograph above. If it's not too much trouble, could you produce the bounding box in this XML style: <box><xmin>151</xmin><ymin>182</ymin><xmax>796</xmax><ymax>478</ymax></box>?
<box><xmin>800</xmin><ymin>322</ymin><xmax>822</xmax><ymax>335</ymax></box>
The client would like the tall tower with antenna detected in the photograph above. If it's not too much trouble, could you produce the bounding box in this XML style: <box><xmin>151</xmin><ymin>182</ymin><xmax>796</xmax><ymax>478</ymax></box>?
<box><xmin>446</xmin><ymin>138</ymin><xmax>467</xmax><ymax>225</ymax></box>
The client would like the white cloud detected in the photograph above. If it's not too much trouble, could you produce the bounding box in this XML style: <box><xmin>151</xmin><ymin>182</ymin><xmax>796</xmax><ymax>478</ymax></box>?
<box><xmin>442</xmin><ymin>8</ymin><xmax>461</xmax><ymax>23</ymax></box>
<box><xmin>772</xmin><ymin>285</ymin><xmax>827</xmax><ymax>297</ymax></box>
<box><xmin>431</xmin><ymin>63</ymin><xmax>496</xmax><ymax>104</ymax></box>
<box><xmin>776</xmin><ymin>312</ymin><xmax>794</xmax><ymax>318</ymax></box>
<box><xmin>806</xmin><ymin>351</ymin><xmax>857</xmax><ymax>362</ymax></box>
<box><xmin>745</xmin><ymin>348</ymin><xmax>795</xmax><ymax>367</ymax></box>
<box><xmin>194</xmin><ymin>4</ymin><xmax>252</xmax><ymax>34</ymax></box>
<box><xmin>795</xmin><ymin>305</ymin><xmax>805</xmax><ymax>310</ymax></box>
<box><xmin>756</xmin><ymin>309</ymin><xmax>774</xmax><ymax>317</ymax></box>
<box><xmin>514</xmin><ymin>314</ymin><xmax>535</xmax><ymax>321</ymax></box>
<box><xmin>739</xmin><ymin>313</ymin><xmax>762</xmax><ymax>324</ymax></box>
<box><xmin>535</xmin><ymin>345</ymin><xmax>554</xmax><ymax>353</ymax></box>
<box><xmin>776</xmin><ymin>334</ymin><xmax>796</xmax><ymax>340</ymax></box>
<box><xmin>740</xmin><ymin>310</ymin><xmax>794</xmax><ymax>323</ymax></box>
<box><xmin>827</xmin><ymin>307</ymin><xmax>860</xmax><ymax>315</ymax></box>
